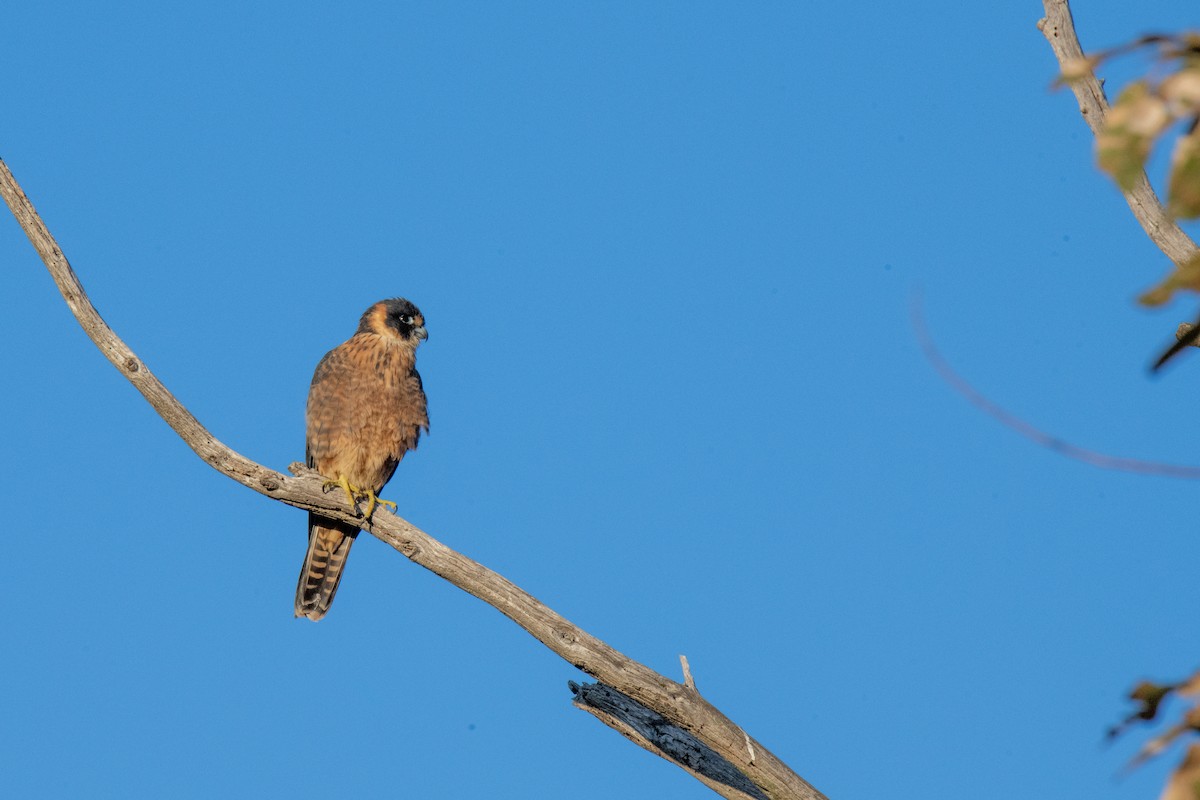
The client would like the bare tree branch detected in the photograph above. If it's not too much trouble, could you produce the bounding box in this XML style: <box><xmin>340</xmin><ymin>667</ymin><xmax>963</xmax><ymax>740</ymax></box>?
<box><xmin>1037</xmin><ymin>0</ymin><xmax>1200</xmax><ymax>269</ymax></box>
<box><xmin>0</xmin><ymin>156</ymin><xmax>825</xmax><ymax>800</ymax></box>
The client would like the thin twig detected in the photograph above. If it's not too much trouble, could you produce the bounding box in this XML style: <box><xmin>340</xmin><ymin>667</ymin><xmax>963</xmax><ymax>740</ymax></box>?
<box><xmin>912</xmin><ymin>292</ymin><xmax>1200</xmax><ymax>479</ymax></box>
<box><xmin>0</xmin><ymin>156</ymin><xmax>824</xmax><ymax>800</ymax></box>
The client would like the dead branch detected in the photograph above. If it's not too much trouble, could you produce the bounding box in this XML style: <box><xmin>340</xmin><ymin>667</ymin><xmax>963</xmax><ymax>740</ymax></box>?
<box><xmin>571</xmin><ymin>681</ymin><xmax>768</xmax><ymax>800</ymax></box>
<box><xmin>0</xmin><ymin>156</ymin><xmax>825</xmax><ymax>800</ymax></box>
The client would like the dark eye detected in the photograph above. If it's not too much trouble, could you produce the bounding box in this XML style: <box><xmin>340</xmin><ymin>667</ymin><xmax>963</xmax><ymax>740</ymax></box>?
<box><xmin>399</xmin><ymin>315</ymin><xmax>413</xmax><ymax>325</ymax></box>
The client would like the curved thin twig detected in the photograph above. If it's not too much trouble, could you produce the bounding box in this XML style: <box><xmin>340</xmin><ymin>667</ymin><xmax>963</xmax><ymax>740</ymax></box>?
<box><xmin>912</xmin><ymin>292</ymin><xmax>1200</xmax><ymax>479</ymax></box>
<box><xmin>0</xmin><ymin>157</ymin><xmax>824</xmax><ymax>800</ymax></box>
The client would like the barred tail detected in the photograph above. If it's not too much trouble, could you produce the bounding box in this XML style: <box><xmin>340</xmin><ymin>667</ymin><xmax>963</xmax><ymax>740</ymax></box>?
<box><xmin>295</xmin><ymin>513</ymin><xmax>358</xmax><ymax>620</ymax></box>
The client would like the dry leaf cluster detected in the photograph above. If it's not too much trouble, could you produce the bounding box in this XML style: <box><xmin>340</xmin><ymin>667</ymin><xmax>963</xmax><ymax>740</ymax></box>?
<box><xmin>1109</xmin><ymin>672</ymin><xmax>1200</xmax><ymax>799</ymax></box>
<box><xmin>1059</xmin><ymin>33</ymin><xmax>1200</xmax><ymax>306</ymax></box>
<box><xmin>1043</xmin><ymin>7</ymin><xmax>1200</xmax><ymax>796</ymax></box>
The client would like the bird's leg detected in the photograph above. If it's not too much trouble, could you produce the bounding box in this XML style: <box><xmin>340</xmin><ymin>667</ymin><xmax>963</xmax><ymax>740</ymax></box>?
<box><xmin>322</xmin><ymin>474</ymin><xmax>364</xmax><ymax>516</ymax></box>
<box><xmin>360</xmin><ymin>490</ymin><xmax>397</xmax><ymax>522</ymax></box>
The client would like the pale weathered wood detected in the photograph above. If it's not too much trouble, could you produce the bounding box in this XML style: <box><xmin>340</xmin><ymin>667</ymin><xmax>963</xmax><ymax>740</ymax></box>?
<box><xmin>1037</xmin><ymin>0</ymin><xmax>1200</xmax><ymax>269</ymax></box>
<box><xmin>0</xmin><ymin>156</ymin><xmax>826</xmax><ymax>800</ymax></box>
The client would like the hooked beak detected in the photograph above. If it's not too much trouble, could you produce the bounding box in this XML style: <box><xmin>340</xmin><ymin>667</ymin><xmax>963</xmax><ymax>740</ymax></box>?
<box><xmin>414</xmin><ymin>325</ymin><xmax>428</xmax><ymax>342</ymax></box>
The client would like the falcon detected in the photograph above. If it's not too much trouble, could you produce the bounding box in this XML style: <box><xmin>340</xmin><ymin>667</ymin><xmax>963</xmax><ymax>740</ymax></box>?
<box><xmin>295</xmin><ymin>298</ymin><xmax>429</xmax><ymax>620</ymax></box>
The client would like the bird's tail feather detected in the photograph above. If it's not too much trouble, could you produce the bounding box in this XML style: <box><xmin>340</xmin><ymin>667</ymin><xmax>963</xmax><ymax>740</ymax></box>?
<box><xmin>295</xmin><ymin>513</ymin><xmax>358</xmax><ymax>620</ymax></box>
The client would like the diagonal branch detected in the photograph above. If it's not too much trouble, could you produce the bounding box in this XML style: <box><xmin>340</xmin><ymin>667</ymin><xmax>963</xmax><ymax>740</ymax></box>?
<box><xmin>1037</xmin><ymin>0</ymin><xmax>1200</xmax><ymax>269</ymax></box>
<box><xmin>0</xmin><ymin>157</ymin><xmax>825</xmax><ymax>800</ymax></box>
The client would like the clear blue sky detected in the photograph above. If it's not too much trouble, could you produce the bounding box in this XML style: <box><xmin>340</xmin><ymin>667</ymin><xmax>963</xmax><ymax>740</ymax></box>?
<box><xmin>2</xmin><ymin>2</ymin><xmax>1198</xmax><ymax>798</ymax></box>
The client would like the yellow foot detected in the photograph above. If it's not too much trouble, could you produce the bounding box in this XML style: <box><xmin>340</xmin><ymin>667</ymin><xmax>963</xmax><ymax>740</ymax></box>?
<box><xmin>320</xmin><ymin>475</ymin><xmax>396</xmax><ymax>521</ymax></box>
<box><xmin>322</xmin><ymin>474</ymin><xmax>365</xmax><ymax>516</ymax></box>
<box><xmin>360</xmin><ymin>490</ymin><xmax>397</xmax><ymax>522</ymax></box>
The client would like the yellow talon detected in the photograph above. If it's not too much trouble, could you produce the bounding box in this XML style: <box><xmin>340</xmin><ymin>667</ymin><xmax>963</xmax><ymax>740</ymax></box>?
<box><xmin>322</xmin><ymin>474</ymin><xmax>365</xmax><ymax>515</ymax></box>
<box><xmin>320</xmin><ymin>475</ymin><xmax>395</xmax><ymax>522</ymax></box>
<box><xmin>361</xmin><ymin>490</ymin><xmax>397</xmax><ymax>522</ymax></box>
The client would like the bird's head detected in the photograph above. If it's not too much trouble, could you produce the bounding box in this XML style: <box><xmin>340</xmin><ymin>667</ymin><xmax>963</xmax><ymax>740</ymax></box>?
<box><xmin>358</xmin><ymin>298</ymin><xmax>428</xmax><ymax>346</ymax></box>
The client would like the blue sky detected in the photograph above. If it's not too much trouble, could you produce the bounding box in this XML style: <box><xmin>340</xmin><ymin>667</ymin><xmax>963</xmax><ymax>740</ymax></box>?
<box><xmin>3</xmin><ymin>2</ymin><xmax>1199</xmax><ymax>798</ymax></box>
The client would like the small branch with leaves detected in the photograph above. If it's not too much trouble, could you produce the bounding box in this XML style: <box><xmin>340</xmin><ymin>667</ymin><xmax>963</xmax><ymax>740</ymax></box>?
<box><xmin>1039</xmin><ymin>1</ymin><xmax>1200</xmax><ymax>367</ymax></box>
<box><xmin>0</xmin><ymin>156</ymin><xmax>825</xmax><ymax>800</ymax></box>
<box><xmin>1037</xmin><ymin>3</ymin><xmax>1200</xmax><ymax>797</ymax></box>
<box><xmin>1108</xmin><ymin>671</ymin><xmax>1200</xmax><ymax>798</ymax></box>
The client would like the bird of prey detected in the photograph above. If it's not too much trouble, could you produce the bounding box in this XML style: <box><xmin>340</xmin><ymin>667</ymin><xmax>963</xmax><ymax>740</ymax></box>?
<box><xmin>295</xmin><ymin>298</ymin><xmax>429</xmax><ymax>621</ymax></box>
